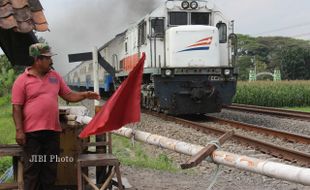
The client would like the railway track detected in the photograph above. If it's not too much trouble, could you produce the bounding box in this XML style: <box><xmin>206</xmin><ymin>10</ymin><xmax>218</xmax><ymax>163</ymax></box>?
<box><xmin>224</xmin><ymin>103</ymin><xmax>310</xmax><ymax>122</ymax></box>
<box><xmin>143</xmin><ymin>110</ymin><xmax>310</xmax><ymax>167</ymax></box>
<box><xmin>206</xmin><ymin>115</ymin><xmax>310</xmax><ymax>144</ymax></box>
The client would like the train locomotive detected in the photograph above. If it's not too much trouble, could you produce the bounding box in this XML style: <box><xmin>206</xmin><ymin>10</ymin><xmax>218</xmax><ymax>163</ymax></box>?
<box><xmin>65</xmin><ymin>0</ymin><xmax>238</xmax><ymax>115</ymax></box>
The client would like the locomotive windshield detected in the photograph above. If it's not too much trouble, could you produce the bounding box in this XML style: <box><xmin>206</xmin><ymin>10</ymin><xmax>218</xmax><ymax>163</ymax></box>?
<box><xmin>191</xmin><ymin>13</ymin><xmax>209</xmax><ymax>25</ymax></box>
<box><xmin>169</xmin><ymin>12</ymin><xmax>210</xmax><ymax>25</ymax></box>
<box><xmin>169</xmin><ymin>12</ymin><xmax>187</xmax><ymax>25</ymax></box>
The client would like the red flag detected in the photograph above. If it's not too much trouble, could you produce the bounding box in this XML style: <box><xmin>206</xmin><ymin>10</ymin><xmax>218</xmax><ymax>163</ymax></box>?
<box><xmin>79</xmin><ymin>53</ymin><xmax>146</xmax><ymax>138</ymax></box>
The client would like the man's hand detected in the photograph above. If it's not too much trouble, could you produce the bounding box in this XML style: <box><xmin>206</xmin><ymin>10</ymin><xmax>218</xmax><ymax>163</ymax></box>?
<box><xmin>62</xmin><ymin>91</ymin><xmax>101</xmax><ymax>102</ymax></box>
<box><xmin>84</xmin><ymin>91</ymin><xmax>101</xmax><ymax>100</ymax></box>
<box><xmin>16</xmin><ymin>129</ymin><xmax>26</xmax><ymax>146</ymax></box>
<box><xmin>13</xmin><ymin>104</ymin><xmax>25</xmax><ymax>145</ymax></box>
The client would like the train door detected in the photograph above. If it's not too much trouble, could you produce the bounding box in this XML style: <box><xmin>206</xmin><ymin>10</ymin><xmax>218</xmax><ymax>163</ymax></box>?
<box><xmin>216</xmin><ymin>21</ymin><xmax>228</xmax><ymax>66</ymax></box>
<box><xmin>149</xmin><ymin>17</ymin><xmax>165</xmax><ymax>68</ymax></box>
<box><xmin>214</xmin><ymin>13</ymin><xmax>229</xmax><ymax>66</ymax></box>
<box><xmin>138</xmin><ymin>20</ymin><xmax>147</xmax><ymax>53</ymax></box>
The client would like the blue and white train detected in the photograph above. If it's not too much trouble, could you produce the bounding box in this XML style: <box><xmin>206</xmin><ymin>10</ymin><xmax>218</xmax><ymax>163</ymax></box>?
<box><xmin>65</xmin><ymin>0</ymin><xmax>238</xmax><ymax>115</ymax></box>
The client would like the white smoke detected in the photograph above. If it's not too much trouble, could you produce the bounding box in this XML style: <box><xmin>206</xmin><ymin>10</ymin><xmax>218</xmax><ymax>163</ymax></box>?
<box><xmin>39</xmin><ymin>0</ymin><xmax>164</xmax><ymax>75</ymax></box>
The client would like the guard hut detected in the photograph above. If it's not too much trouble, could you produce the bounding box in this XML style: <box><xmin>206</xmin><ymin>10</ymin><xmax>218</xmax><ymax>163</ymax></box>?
<box><xmin>0</xmin><ymin>106</ymin><xmax>123</xmax><ymax>190</ymax></box>
<box><xmin>58</xmin><ymin>106</ymin><xmax>123</xmax><ymax>190</ymax></box>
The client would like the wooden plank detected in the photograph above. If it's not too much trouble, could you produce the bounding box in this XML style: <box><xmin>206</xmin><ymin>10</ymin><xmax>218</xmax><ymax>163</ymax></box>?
<box><xmin>181</xmin><ymin>131</ymin><xmax>234</xmax><ymax>169</ymax></box>
<box><xmin>0</xmin><ymin>144</ymin><xmax>20</xmax><ymax>148</ymax></box>
<box><xmin>0</xmin><ymin>147</ymin><xmax>22</xmax><ymax>157</ymax></box>
<box><xmin>78</xmin><ymin>154</ymin><xmax>120</xmax><ymax>167</ymax></box>
<box><xmin>0</xmin><ymin>183</ymin><xmax>18</xmax><ymax>190</ymax></box>
<box><xmin>56</xmin><ymin>125</ymin><xmax>80</xmax><ymax>186</ymax></box>
<box><xmin>82</xmin><ymin>141</ymin><xmax>109</xmax><ymax>148</ymax></box>
<box><xmin>82</xmin><ymin>173</ymin><xmax>99</xmax><ymax>190</ymax></box>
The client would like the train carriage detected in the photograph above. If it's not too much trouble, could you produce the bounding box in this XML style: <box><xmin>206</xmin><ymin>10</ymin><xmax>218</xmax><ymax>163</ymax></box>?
<box><xmin>65</xmin><ymin>0</ymin><xmax>238</xmax><ymax>115</ymax></box>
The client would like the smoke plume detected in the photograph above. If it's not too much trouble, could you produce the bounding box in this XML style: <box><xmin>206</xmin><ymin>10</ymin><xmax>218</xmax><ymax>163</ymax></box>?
<box><xmin>40</xmin><ymin>0</ymin><xmax>164</xmax><ymax>75</ymax></box>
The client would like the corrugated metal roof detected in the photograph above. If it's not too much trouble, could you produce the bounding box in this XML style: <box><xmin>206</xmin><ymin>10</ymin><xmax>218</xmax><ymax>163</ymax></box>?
<box><xmin>0</xmin><ymin>0</ymin><xmax>48</xmax><ymax>33</ymax></box>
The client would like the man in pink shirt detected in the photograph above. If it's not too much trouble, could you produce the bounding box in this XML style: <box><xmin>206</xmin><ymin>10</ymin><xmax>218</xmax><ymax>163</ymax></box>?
<box><xmin>12</xmin><ymin>43</ymin><xmax>100</xmax><ymax>190</ymax></box>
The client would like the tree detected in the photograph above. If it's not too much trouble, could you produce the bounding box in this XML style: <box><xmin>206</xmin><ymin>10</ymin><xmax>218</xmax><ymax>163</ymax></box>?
<box><xmin>0</xmin><ymin>55</ymin><xmax>18</xmax><ymax>96</ymax></box>
<box><xmin>280</xmin><ymin>47</ymin><xmax>310</xmax><ymax>80</ymax></box>
<box><xmin>236</xmin><ymin>34</ymin><xmax>310</xmax><ymax>80</ymax></box>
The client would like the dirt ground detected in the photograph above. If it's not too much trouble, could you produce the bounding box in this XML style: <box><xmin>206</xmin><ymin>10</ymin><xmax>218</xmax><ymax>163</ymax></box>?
<box><xmin>120</xmin><ymin>164</ymin><xmax>308</xmax><ymax>190</ymax></box>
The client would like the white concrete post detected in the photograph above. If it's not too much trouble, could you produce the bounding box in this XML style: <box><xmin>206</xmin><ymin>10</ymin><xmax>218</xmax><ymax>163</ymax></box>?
<box><xmin>93</xmin><ymin>47</ymin><xmax>99</xmax><ymax>106</ymax></box>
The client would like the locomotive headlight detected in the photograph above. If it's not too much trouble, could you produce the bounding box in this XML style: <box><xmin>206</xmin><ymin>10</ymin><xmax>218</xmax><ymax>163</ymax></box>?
<box><xmin>181</xmin><ymin>1</ymin><xmax>190</xmax><ymax>9</ymax></box>
<box><xmin>165</xmin><ymin>69</ymin><xmax>172</xmax><ymax>76</ymax></box>
<box><xmin>166</xmin><ymin>1</ymin><xmax>175</xmax><ymax>9</ymax></box>
<box><xmin>224</xmin><ymin>69</ymin><xmax>231</xmax><ymax>76</ymax></box>
<box><xmin>190</xmin><ymin>1</ymin><xmax>198</xmax><ymax>9</ymax></box>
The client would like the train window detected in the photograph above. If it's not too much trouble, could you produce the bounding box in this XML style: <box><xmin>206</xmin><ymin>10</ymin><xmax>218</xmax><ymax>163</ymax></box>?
<box><xmin>150</xmin><ymin>18</ymin><xmax>165</xmax><ymax>38</ymax></box>
<box><xmin>216</xmin><ymin>22</ymin><xmax>227</xmax><ymax>43</ymax></box>
<box><xmin>125</xmin><ymin>42</ymin><xmax>128</xmax><ymax>54</ymax></box>
<box><xmin>191</xmin><ymin>13</ymin><xmax>210</xmax><ymax>25</ymax></box>
<box><xmin>169</xmin><ymin>12</ymin><xmax>187</xmax><ymax>25</ymax></box>
<box><xmin>138</xmin><ymin>21</ymin><xmax>147</xmax><ymax>45</ymax></box>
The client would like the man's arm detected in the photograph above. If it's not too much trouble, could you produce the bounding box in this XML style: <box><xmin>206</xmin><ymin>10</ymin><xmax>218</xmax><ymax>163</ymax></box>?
<box><xmin>12</xmin><ymin>105</ymin><xmax>26</xmax><ymax>146</ymax></box>
<box><xmin>61</xmin><ymin>91</ymin><xmax>100</xmax><ymax>103</ymax></box>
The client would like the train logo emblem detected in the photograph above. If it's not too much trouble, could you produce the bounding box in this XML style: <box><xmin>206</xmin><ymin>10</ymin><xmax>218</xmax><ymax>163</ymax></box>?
<box><xmin>178</xmin><ymin>37</ymin><xmax>212</xmax><ymax>52</ymax></box>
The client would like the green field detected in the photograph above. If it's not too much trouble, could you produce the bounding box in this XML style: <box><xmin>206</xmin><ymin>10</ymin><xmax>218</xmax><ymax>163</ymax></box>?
<box><xmin>233</xmin><ymin>81</ymin><xmax>310</xmax><ymax>107</ymax></box>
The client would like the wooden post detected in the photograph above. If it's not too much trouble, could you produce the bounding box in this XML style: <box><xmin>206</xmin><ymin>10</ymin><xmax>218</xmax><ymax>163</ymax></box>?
<box><xmin>94</xmin><ymin>106</ymin><xmax>109</xmax><ymax>184</ymax></box>
<box><xmin>17</xmin><ymin>159</ymin><xmax>23</xmax><ymax>190</ymax></box>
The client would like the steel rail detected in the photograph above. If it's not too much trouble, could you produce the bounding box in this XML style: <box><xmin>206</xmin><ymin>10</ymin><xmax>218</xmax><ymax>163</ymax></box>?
<box><xmin>232</xmin><ymin>103</ymin><xmax>310</xmax><ymax>115</ymax></box>
<box><xmin>206</xmin><ymin>115</ymin><xmax>310</xmax><ymax>144</ymax></box>
<box><xmin>224</xmin><ymin>104</ymin><xmax>310</xmax><ymax>121</ymax></box>
<box><xmin>144</xmin><ymin>111</ymin><xmax>310</xmax><ymax>167</ymax></box>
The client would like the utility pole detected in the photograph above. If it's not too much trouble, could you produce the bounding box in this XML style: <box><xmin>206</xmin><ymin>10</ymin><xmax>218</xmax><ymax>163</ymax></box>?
<box><xmin>93</xmin><ymin>47</ymin><xmax>99</xmax><ymax>106</ymax></box>
<box><xmin>251</xmin><ymin>56</ymin><xmax>256</xmax><ymax>75</ymax></box>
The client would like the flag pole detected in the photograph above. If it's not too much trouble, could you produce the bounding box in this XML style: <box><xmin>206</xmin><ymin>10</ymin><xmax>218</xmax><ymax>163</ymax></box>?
<box><xmin>93</xmin><ymin>46</ymin><xmax>99</xmax><ymax>106</ymax></box>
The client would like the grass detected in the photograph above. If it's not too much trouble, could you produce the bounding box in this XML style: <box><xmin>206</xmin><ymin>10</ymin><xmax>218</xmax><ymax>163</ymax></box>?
<box><xmin>0</xmin><ymin>96</ymin><xmax>15</xmax><ymax>177</ymax></box>
<box><xmin>285</xmin><ymin>107</ymin><xmax>310</xmax><ymax>112</ymax></box>
<box><xmin>112</xmin><ymin>135</ymin><xmax>180</xmax><ymax>173</ymax></box>
<box><xmin>0</xmin><ymin>96</ymin><xmax>15</xmax><ymax>145</ymax></box>
<box><xmin>0</xmin><ymin>95</ymin><xmax>10</xmax><ymax>107</ymax></box>
<box><xmin>0</xmin><ymin>157</ymin><xmax>12</xmax><ymax>176</ymax></box>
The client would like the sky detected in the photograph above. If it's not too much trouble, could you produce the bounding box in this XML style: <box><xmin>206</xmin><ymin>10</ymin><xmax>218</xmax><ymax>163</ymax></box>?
<box><xmin>2</xmin><ymin>0</ymin><xmax>310</xmax><ymax>75</ymax></box>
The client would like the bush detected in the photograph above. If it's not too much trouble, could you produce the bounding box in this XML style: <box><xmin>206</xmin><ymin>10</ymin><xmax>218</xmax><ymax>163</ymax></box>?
<box><xmin>0</xmin><ymin>55</ymin><xmax>18</xmax><ymax>96</ymax></box>
<box><xmin>0</xmin><ymin>95</ymin><xmax>10</xmax><ymax>107</ymax></box>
